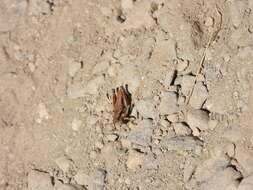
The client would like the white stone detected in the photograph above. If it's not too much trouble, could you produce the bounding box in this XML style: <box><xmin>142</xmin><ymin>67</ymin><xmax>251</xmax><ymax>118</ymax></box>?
<box><xmin>71</xmin><ymin>118</ymin><xmax>82</xmax><ymax>131</ymax></box>
<box><xmin>36</xmin><ymin>103</ymin><xmax>49</xmax><ymax>123</ymax></box>
<box><xmin>205</xmin><ymin>17</ymin><xmax>214</xmax><ymax>27</ymax></box>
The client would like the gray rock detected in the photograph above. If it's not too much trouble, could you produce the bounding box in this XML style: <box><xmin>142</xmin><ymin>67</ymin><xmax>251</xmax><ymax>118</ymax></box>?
<box><xmin>187</xmin><ymin>110</ymin><xmax>209</xmax><ymax>131</ymax></box>
<box><xmin>204</xmin><ymin>17</ymin><xmax>214</xmax><ymax>27</ymax></box>
<box><xmin>92</xmin><ymin>50</ymin><xmax>112</xmax><ymax>74</ymax></box>
<box><xmin>12</xmin><ymin>0</ymin><xmax>28</xmax><ymax>16</ymax></box>
<box><xmin>141</xmin><ymin>155</ymin><xmax>158</xmax><ymax>170</ymax></box>
<box><xmin>183</xmin><ymin>158</ymin><xmax>197</xmax><ymax>182</ymax></box>
<box><xmin>28</xmin><ymin>170</ymin><xmax>53</xmax><ymax>190</ymax></box>
<box><xmin>85</xmin><ymin>76</ymin><xmax>104</xmax><ymax>95</ymax></box>
<box><xmin>151</xmin><ymin>39</ymin><xmax>177</xmax><ymax>63</ymax></box>
<box><xmin>74</xmin><ymin>170</ymin><xmax>91</xmax><ymax>186</ymax></box>
<box><xmin>55</xmin><ymin>156</ymin><xmax>74</xmax><ymax>173</ymax></box>
<box><xmin>189</xmin><ymin>82</ymin><xmax>208</xmax><ymax>109</ymax></box>
<box><xmin>71</xmin><ymin>118</ymin><xmax>82</xmax><ymax>131</ymax></box>
<box><xmin>67</xmin><ymin>83</ymin><xmax>85</xmax><ymax>99</ymax></box>
<box><xmin>222</xmin><ymin>128</ymin><xmax>243</xmax><ymax>142</ymax></box>
<box><xmin>192</xmin><ymin>150</ymin><xmax>241</xmax><ymax>190</ymax></box>
<box><xmin>106</xmin><ymin>134</ymin><xmax>118</xmax><ymax>142</ymax></box>
<box><xmin>176</xmin><ymin>60</ymin><xmax>189</xmax><ymax>72</ymax></box>
<box><xmin>120</xmin><ymin>0</ymin><xmax>154</xmax><ymax>29</ymax></box>
<box><xmin>160</xmin><ymin>136</ymin><xmax>203</xmax><ymax>151</ymax></box>
<box><xmin>54</xmin><ymin>183</ymin><xmax>78</xmax><ymax>190</ymax></box>
<box><xmin>238</xmin><ymin>174</ymin><xmax>253</xmax><ymax>190</ymax></box>
<box><xmin>121</xmin><ymin>0</ymin><xmax>133</xmax><ymax>12</ymax></box>
<box><xmin>159</xmin><ymin>92</ymin><xmax>179</xmax><ymax>115</ymax></box>
<box><xmin>181</xmin><ymin>75</ymin><xmax>195</xmax><ymax>96</ymax></box>
<box><xmin>0</xmin><ymin>0</ymin><xmax>28</xmax><ymax>32</ymax></box>
<box><xmin>135</xmin><ymin>99</ymin><xmax>156</xmax><ymax>119</ymax></box>
<box><xmin>140</xmin><ymin>37</ymin><xmax>155</xmax><ymax>61</ymax></box>
<box><xmin>229</xmin><ymin>0</ymin><xmax>245</xmax><ymax>28</ymax></box>
<box><xmin>128</xmin><ymin>119</ymin><xmax>153</xmax><ymax>146</ymax></box>
<box><xmin>157</xmin><ymin>12</ymin><xmax>171</xmax><ymax>33</ymax></box>
<box><xmin>199</xmin><ymin>168</ymin><xmax>240</xmax><ymax>190</ymax></box>
<box><xmin>92</xmin><ymin>60</ymin><xmax>110</xmax><ymax>74</ymax></box>
<box><xmin>117</xmin><ymin>64</ymin><xmax>140</xmax><ymax>93</ymax></box>
<box><xmin>89</xmin><ymin>169</ymin><xmax>106</xmax><ymax>190</ymax></box>
<box><xmin>29</xmin><ymin>0</ymin><xmax>51</xmax><ymax>15</ymax></box>
<box><xmin>101</xmin><ymin>7</ymin><xmax>113</xmax><ymax>18</ymax></box>
<box><xmin>164</xmin><ymin>70</ymin><xmax>176</xmax><ymax>87</ymax></box>
<box><xmin>69</xmin><ymin>61</ymin><xmax>81</xmax><ymax>77</ymax></box>
<box><xmin>86</xmin><ymin>115</ymin><xmax>98</xmax><ymax>127</ymax></box>
<box><xmin>235</xmin><ymin>146</ymin><xmax>253</xmax><ymax>176</ymax></box>
<box><xmin>173</xmin><ymin>122</ymin><xmax>192</xmax><ymax>136</ymax></box>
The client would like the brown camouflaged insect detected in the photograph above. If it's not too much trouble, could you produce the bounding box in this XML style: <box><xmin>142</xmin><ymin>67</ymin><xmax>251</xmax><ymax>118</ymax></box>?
<box><xmin>111</xmin><ymin>84</ymin><xmax>133</xmax><ymax>124</ymax></box>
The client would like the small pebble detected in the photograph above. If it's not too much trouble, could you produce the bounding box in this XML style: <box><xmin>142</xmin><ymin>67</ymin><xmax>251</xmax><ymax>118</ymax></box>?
<box><xmin>89</xmin><ymin>150</ymin><xmax>97</xmax><ymax>159</ymax></box>
<box><xmin>166</xmin><ymin>114</ymin><xmax>179</xmax><ymax>123</ymax></box>
<box><xmin>121</xmin><ymin>138</ymin><xmax>132</xmax><ymax>149</ymax></box>
<box><xmin>95</xmin><ymin>141</ymin><xmax>104</xmax><ymax>149</ymax></box>
<box><xmin>106</xmin><ymin>134</ymin><xmax>118</xmax><ymax>142</ymax></box>
<box><xmin>36</xmin><ymin>103</ymin><xmax>49</xmax><ymax>123</ymax></box>
<box><xmin>71</xmin><ymin>118</ymin><xmax>82</xmax><ymax>131</ymax></box>
<box><xmin>126</xmin><ymin>150</ymin><xmax>145</xmax><ymax>170</ymax></box>
<box><xmin>69</xmin><ymin>61</ymin><xmax>81</xmax><ymax>77</ymax></box>
<box><xmin>28</xmin><ymin>62</ymin><xmax>36</xmax><ymax>72</ymax></box>
<box><xmin>125</xmin><ymin>178</ymin><xmax>131</xmax><ymax>185</ymax></box>
<box><xmin>74</xmin><ymin>170</ymin><xmax>91</xmax><ymax>186</ymax></box>
<box><xmin>55</xmin><ymin>156</ymin><xmax>73</xmax><ymax>173</ymax></box>
<box><xmin>177</xmin><ymin>60</ymin><xmax>188</xmax><ymax>72</ymax></box>
<box><xmin>208</xmin><ymin>119</ymin><xmax>218</xmax><ymax>130</ymax></box>
<box><xmin>67</xmin><ymin>84</ymin><xmax>85</xmax><ymax>99</ymax></box>
<box><xmin>121</xmin><ymin>0</ymin><xmax>133</xmax><ymax>11</ymax></box>
<box><xmin>205</xmin><ymin>17</ymin><xmax>214</xmax><ymax>27</ymax></box>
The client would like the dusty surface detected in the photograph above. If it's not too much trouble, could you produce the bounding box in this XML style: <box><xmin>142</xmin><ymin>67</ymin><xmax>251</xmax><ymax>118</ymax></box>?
<box><xmin>1</xmin><ymin>0</ymin><xmax>253</xmax><ymax>189</ymax></box>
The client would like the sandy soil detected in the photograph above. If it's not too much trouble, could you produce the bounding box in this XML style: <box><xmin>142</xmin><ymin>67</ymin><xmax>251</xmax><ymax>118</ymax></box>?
<box><xmin>1</xmin><ymin>0</ymin><xmax>253</xmax><ymax>189</ymax></box>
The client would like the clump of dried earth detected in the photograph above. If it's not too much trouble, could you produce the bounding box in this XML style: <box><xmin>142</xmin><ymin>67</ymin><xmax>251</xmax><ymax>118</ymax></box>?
<box><xmin>1</xmin><ymin>0</ymin><xmax>253</xmax><ymax>189</ymax></box>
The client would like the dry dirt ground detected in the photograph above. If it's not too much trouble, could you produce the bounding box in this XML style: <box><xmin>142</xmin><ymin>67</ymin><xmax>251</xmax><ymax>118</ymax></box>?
<box><xmin>1</xmin><ymin>0</ymin><xmax>253</xmax><ymax>189</ymax></box>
